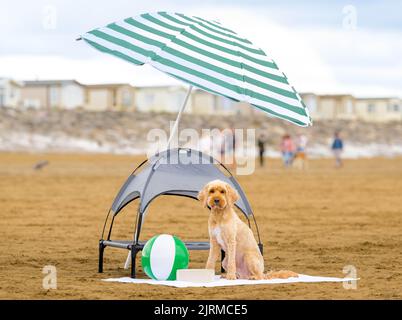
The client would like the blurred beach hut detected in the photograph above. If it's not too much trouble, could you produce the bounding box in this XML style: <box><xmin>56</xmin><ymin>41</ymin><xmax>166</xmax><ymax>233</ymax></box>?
<box><xmin>299</xmin><ymin>93</ymin><xmax>319</xmax><ymax>120</ymax></box>
<box><xmin>85</xmin><ymin>83</ymin><xmax>135</xmax><ymax>111</ymax></box>
<box><xmin>21</xmin><ymin>80</ymin><xmax>85</xmax><ymax>110</ymax></box>
<box><xmin>135</xmin><ymin>85</ymin><xmax>191</xmax><ymax>113</ymax></box>
<box><xmin>135</xmin><ymin>86</ymin><xmax>253</xmax><ymax>116</ymax></box>
<box><xmin>0</xmin><ymin>78</ymin><xmax>22</xmax><ymax>108</ymax></box>
<box><xmin>355</xmin><ymin>97</ymin><xmax>402</xmax><ymax>122</ymax></box>
<box><xmin>318</xmin><ymin>94</ymin><xmax>356</xmax><ymax>121</ymax></box>
<box><xmin>300</xmin><ymin>94</ymin><xmax>357</xmax><ymax>121</ymax></box>
<box><xmin>190</xmin><ymin>89</ymin><xmax>251</xmax><ymax>115</ymax></box>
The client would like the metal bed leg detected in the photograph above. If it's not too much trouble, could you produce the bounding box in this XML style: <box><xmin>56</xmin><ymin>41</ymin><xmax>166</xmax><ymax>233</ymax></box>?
<box><xmin>98</xmin><ymin>240</ymin><xmax>105</xmax><ymax>273</ymax></box>
<box><xmin>220</xmin><ymin>250</ymin><xmax>225</xmax><ymax>273</ymax></box>
<box><xmin>130</xmin><ymin>246</ymin><xmax>138</xmax><ymax>278</ymax></box>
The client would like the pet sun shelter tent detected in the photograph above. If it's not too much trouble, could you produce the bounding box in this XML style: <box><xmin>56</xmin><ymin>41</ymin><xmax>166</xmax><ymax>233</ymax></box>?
<box><xmin>99</xmin><ymin>148</ymin><xmax>262</xmax><ymax>278</ymax></box>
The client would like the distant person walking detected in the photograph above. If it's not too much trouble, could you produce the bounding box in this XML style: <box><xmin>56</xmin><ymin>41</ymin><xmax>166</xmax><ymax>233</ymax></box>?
<box><xmin>293</xmin><ymin>134</ymin><xmax>308</xmax><ymax>170</ymax></box>
<box><xmin>257</xmin><ymin>133</ymin><xmax>268</xmax><ymax>167</ymax></box>
<box><xmin>280</xmin><ymin>134</ymin><xmax>295</xmax><ymax>168</ymax></box>
<box><xmin>331</xmin><ymin>132</ymin><xmax>344</xmax><ymax>168</ymax></box>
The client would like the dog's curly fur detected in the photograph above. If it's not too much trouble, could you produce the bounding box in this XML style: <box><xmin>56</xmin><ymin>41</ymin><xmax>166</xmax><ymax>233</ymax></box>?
<box><xmin>198</xmin><ymin>179</ymin><xmax>298</xmax><ymax>280</ymax></box>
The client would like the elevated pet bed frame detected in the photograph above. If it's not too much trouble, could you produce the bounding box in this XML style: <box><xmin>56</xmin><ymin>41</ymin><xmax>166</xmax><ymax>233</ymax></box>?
<box><xmin>99</xmin><ymin>148</ymin><xmax>263</xmax><ymax>278</ymax></box>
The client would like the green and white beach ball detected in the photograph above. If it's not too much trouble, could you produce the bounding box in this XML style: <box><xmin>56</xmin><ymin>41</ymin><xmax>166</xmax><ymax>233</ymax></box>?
<box><xmin>141</xmin><ymin>234</ymin><xmax>189</xmax><ymax>280</ymax></box>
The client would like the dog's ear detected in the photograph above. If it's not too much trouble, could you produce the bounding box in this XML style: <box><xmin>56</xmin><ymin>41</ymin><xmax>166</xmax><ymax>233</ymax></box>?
<box><xmin>226</xmin><ymin>183</ymin><xmax>239</xmax><ymax>205</ymax></box>
<box><xmin>198</xmin><ymin>184</ymin><xmax>208</xmax><ymax>208</ymax></box>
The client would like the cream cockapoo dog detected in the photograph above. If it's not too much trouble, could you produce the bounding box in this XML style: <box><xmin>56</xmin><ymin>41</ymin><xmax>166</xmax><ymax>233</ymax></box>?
<box><xmin>198</xmin><ymin>179</ymin><xmax>298</xmax><ymax>280</ymax></box>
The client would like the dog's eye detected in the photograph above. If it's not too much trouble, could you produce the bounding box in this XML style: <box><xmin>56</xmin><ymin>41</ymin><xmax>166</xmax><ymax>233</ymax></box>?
<box><xmin>209</xmin><ymin>189</ymin><xmax>215</xmax><ymax>193</ymax></box>
<box><xmin>220</xmin><ymin>190</ymin><xmax>225</xmax><ymax>194</ymax></box>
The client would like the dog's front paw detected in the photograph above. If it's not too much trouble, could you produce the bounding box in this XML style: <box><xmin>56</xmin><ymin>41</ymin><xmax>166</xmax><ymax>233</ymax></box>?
<box><xmin>225</xmin><ymin>273</ymin><xmax>237</xmax><ymax>280</ymax></box>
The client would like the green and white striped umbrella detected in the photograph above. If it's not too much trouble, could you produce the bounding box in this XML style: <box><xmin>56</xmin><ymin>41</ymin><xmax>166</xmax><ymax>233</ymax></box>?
<box><xmin>80</xmin><ymin>11</ymin><xmax>311</xmax><ymax>126</ymax></box>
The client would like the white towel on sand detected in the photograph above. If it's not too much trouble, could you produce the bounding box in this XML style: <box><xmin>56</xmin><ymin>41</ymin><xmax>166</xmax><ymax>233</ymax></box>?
<box><xmin>103</xmin><ymin>274</ymin><xmax>358</xmax><ymax>288</ymax></box>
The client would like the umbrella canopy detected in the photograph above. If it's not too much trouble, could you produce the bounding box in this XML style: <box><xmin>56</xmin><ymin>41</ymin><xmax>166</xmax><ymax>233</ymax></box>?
<box><xmin>80</xmin><ymin>11</ymin><xmax>311</xmax><ymax>127</ymax></box>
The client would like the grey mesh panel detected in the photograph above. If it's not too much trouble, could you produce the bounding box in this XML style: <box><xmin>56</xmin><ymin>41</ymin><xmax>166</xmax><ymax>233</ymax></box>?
<box><xmin>110</xmin><ymin>166</ymin><xmax>151</xmax><ymax>214</ymax></box>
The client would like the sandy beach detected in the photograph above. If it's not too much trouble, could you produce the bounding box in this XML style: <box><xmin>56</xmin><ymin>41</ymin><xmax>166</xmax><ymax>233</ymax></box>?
<box><xmin>0</xmin><ymin>153</ymin><xmax>401</xmax><ymax>299</ymax></box>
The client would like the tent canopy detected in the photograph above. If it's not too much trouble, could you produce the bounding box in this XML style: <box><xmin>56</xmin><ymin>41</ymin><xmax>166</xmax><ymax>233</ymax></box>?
<box><xmin>111</xmin><ymin>148</ymin><xmax>253</xmax><ymax>217</ymax></box>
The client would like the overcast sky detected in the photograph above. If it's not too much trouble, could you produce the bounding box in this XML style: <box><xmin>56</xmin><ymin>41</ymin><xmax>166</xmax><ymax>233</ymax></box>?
<box><xmin>1</xmin><ymin>0</ymin><xmax>401</xmax><ymax>97</ymax></box>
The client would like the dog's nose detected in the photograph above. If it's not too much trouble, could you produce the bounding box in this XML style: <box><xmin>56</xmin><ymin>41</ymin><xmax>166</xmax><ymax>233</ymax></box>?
<box><xmin>214</xmin><ymin>199</ymin><xmax>220</xmax><ymax>205</ymax></box>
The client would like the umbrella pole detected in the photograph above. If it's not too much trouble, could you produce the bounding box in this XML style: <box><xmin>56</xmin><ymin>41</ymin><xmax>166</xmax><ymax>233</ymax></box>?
<box><xmin>167</xmin><ymin>85</ymin><xmax>193</xmax><ymax>149</ymax></box>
